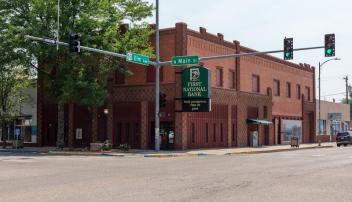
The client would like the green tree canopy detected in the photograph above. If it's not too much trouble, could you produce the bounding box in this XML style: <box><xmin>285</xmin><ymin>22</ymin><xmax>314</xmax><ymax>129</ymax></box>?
<box><xmin>1</xmin><ymin>0</ymin><xmax>154</xmax><ymax>106</ymax></box>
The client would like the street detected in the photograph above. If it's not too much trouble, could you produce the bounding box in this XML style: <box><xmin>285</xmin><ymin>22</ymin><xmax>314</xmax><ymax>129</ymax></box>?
<box><xmin>1</xmin><ymin>147</ymin><xmax>352</xmax><ymax>202</ymax></box>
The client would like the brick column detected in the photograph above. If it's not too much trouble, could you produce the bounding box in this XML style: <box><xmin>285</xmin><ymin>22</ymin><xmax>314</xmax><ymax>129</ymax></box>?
<box><xmin>175</xmin><ymin>112</ymin><xmax>188</xmax><ymax>150</ymax></box>
<box><xmin>91</xmin><ymin>106</ymin><xmax>98</xmax><ymax>143</ymax></box>
<box><xmin>174</xmin><ymin>22</ymin><xmax>188</xmax><ymax>150</ymax></box>
<box><xmin>140</xmin><ymin>101</ymin><xmax>148</xmax><ymax>149</ymax></box>
<box><xmin>237</xmin><ymin>97</ymin><xmax>247</xmax><ymax>147</ymax></box>
<box><xmin>68</xmin><ymin>103</ymin><xmax>74</xmax><ymax>147</ymax></box>
<box><xmin>107</xmin><ymin>101</ymin><xmax>113</xmax><ymax>143</ymax></box>
<box><xmin>227</xmin><ymin>104</ymin><xmax>232</xmax><ymax>147</ymax></box>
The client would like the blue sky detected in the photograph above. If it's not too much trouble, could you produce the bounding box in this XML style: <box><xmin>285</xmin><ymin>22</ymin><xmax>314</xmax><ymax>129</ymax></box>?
<box><xmin>144</xmin><ymin>0</ymin><xmax>352</xmax><ymax>102</ymax></box>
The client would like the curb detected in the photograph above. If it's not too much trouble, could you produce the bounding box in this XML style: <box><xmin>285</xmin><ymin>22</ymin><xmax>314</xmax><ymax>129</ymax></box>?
<box><xmin>144</xmin><ymin>153</ymin><xmax>208</xmax><ymax>158</ymax></box>
<box><xmin>48</xmin><ymin>151</ymin><xmax>100</xmax><ymax>156</ymax></box>
<box><xmin>225</xmin><ymin>145</ymin><xmax>334</xmax><ymax>155</ymax></box>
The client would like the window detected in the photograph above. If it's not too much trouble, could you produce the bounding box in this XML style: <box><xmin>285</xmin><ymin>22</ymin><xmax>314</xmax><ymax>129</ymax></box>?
<box><xmin>229</xmin><ymin>70</ymin><xmax>236</xmax><ymax>89</ymax></box>
<box><xmin>216</xmin><ymin>67</ymin><xmax>223</xmax><ymax>87</ymax></box>
<box><xmin>125</xmin><ymin>123</ymin><xmax>130</xmax><ymax>143</ymax></box>
<box><xmin>220</xmin><ymin>123</ymin><xmax>223</xmax><ymax>142</ymax></box>
<box><xmin>252</xmin><ymin>75</ymin><xmax>260</xmax><ymax>93</ymax></box>
<box><xmin>205</xmin><ymin>123</ymin><xmax>209</xmax><ymax>143</ymax></box>
<box><xmin>296</xmin><ymin>84</ymin><xmax>301</xmax><ymax>99</ymax></box>
<box><xmin>232</xmin><ymin>124</ymin><xmax>235</xmax><ymax>142</ymax></box>
<box><xmin>117</xmin><ymin>123</ymin><xmax>122</xmax><ymax>144</ymax></box>
<box><xmin>317</xmin><ymin>120</ymin><xmax>327</xmax><ymax>135</ymax></box>
<box><xmin>305</xmin><ymin>86</ymin><xmax>310</xmax><ymax>101</ymax></box>
<box><xmin>213</xmin><ymin>123</ymin><xmax>216</xmax><ymax>142</ymax></box>
<box><xmin>286</xmin><ymin>82</ymin><xmax>291</xmax><ymax>98</ymax></box>
<box><xmin>273</xmin><ymin>79</ymin><xmax>280</xmax><ymax>96</ymax></box>
<box><xmin>283</xmin><ymin>120</ymin><xmax>302</xmax><ymax>142</ymax></box>
<box><xmin>134</xmin><ymin>123</ymin><xmax>139</xmax><ymax>137</ymax></box>
<box><xmin>191</xmin><ymin>123</ymin><xmax>195</xmax><ymax>144</ymax></box>
<box><xmin>263</xmin><ymin>106</ymin><xmax>268</xmax><ymax>119</ymax></box>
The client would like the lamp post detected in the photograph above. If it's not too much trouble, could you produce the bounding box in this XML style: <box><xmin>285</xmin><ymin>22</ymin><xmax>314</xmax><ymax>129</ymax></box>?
<box><xmin>318</xmin><ymin>57</ymin><xmax>341</xmax><ymax>142</ymax></box>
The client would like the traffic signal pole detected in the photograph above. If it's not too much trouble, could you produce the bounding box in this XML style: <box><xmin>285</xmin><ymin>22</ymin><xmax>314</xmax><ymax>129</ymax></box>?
<box><xmin>159</xmin><ymin>46</ymin><xmax>324</xmax><ymax>65</ymax></box>
<box><xmin>154</xmin><ymin>0</ymin><xmax>161</xmax><ymax>151</ymax></box>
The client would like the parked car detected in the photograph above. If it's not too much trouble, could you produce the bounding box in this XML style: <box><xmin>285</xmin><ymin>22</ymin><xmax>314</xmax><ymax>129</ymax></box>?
<box><xmin>336</xmin><ymin>131</ymin><xmax>352</xmax><ymax>147</ymax></box>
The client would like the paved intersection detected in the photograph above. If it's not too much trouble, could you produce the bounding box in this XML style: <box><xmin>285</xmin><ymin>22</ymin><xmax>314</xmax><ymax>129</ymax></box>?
<box><xmin>0</xmin><ymin>146</ymin><xmax>351</xmax><ymax>202</ymax></box>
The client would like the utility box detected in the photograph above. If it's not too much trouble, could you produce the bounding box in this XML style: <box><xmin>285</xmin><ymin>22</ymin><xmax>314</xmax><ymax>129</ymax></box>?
<box><xmin>250</xmin><ymin>131</ymin><xmax>259</xmax><ymax>147</ymax></box>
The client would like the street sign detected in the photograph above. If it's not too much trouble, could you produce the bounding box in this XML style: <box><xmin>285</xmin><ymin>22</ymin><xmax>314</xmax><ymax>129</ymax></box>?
<box><xmin>172</xmin><ymin>56</ymin><xmax>199</xmax><ymax>66</ymax></box>
<box><xmin>126</xmin><ymin>51</ymin><xmax>149</xmax><ymax>66</ymax></box>
<box><xmin>182</xmin><ymin>66</ymin><xmax>211</xmax><ymax>99</ymax></box>
<box><xmin>182</xmin><ymin>99</ymin><xmax>211</xmax><ymax>112</ymax></box>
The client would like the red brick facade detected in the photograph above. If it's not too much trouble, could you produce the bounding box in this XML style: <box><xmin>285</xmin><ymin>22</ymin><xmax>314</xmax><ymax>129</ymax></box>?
<box><xmin>37</xmin><ymin>22</ymin><xmax>316</xmax><ymax>149</ymax></box>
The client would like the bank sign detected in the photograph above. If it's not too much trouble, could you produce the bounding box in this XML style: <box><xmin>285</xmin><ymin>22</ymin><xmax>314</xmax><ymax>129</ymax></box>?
<box><xmin>182</xmin><ymin>66</ymin><xmax>211</xmax><ymax>99</ymax></box>
<box><xmin>182</xmin><ymin>66</ymin><xmax>211</xmax><ymax>112</ymax></box>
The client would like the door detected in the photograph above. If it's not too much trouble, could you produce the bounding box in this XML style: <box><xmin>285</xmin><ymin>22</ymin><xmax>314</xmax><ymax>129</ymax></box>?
<box><xmin>149</xmin><ymin>122</ymin><xmax>174</xmax><ymax>150</ymax></box>
<box><xmin>264</xmin><ymin>125</ymin><xmax>269</xmax><ymax>145</ymax></box>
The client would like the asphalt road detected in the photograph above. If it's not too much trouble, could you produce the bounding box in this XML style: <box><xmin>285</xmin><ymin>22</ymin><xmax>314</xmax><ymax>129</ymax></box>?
<box><xmin>1</xmin><ymin>146</ymin><xmax>352</xmax><ymax>202</ymax></box>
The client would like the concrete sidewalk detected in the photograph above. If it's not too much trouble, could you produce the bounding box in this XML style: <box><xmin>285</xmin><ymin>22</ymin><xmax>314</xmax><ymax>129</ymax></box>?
<box><xmin>52</xmin><ymin>142</ymin><xmax>335</xmax><ymax>157</ymax></box>
<box><xmin>0</xmin><ymin>142</ymin><xmax>335</xmax><ymax>158</ymax></box>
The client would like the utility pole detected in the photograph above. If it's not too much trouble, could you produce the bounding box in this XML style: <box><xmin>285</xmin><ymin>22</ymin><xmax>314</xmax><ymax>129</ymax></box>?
<box><xmin>344</xmin><ymin>76</ymin><xmax>349</xmax><ymax>104</ymax></box>
<box><xmin>154</xmin><ymin>0</ymin><xmax>161</xmax><ymax>151</ymax></box>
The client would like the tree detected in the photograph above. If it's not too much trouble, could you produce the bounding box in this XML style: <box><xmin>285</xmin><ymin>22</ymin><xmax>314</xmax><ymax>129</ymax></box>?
<box><xmin>0</xmin><ymin>41</ymin><xmax>30</xmax><ymax>148</ymax></box>
<box><xmin>0</xmin><ymin>0</ymin><xmax>154</xmax><ymax>147</ymax></box>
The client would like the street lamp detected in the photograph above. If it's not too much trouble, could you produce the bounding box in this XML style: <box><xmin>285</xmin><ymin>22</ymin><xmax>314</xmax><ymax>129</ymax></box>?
<box><xmin>318</xmin><ymin>57</ymin><xmax>341</xmax><ymax>142</ymax></box>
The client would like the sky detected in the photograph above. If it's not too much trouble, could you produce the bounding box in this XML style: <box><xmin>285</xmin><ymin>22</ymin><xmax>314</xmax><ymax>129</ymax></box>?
<box><xmin>143</xmin><ymin>0</ymin><xmax>352</xmax><ymax>102</ymax></box>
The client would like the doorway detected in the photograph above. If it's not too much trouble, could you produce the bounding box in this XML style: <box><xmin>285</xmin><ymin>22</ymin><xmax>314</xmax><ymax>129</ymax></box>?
<box><xmin>150</xmin><ymin>122</ymin><xmax>174</xmax><ymax>150</ymax></box>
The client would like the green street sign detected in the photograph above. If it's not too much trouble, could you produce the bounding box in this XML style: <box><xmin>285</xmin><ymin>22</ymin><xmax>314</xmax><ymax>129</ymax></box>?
<box><xmin>172</xmin><ymin>56</ymin><xmax>199</xmax><ymax>66</ymax></box>
<box><xmin>182</xmin><ymin>66</ymin><xmax>211</xmax><ymax>99</ymax></box>
<box><xmin>126</xmin><ymin>51</ymin><xmax>149</xmax><ymax>66</ymax></box>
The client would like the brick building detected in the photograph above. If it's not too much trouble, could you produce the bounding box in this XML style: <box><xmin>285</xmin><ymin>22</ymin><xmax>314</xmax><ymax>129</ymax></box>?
<box><xmin>37</xmin><ymin>22</ymin><xmax>316</xmax><ymax>150</ymax></box>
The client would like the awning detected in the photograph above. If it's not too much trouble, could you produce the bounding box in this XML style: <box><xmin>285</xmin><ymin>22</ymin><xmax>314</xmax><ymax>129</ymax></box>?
<box><xmin>246</xmin><ymin>119</ymin><xmax>272</xmax><ymax>125</ymax></box>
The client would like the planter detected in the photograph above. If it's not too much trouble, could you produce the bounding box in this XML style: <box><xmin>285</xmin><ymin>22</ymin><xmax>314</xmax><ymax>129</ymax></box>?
<box><xmin>90</xmin><ymin>143</ymin><xmax>104</xmax><ymax>151</ymax></box>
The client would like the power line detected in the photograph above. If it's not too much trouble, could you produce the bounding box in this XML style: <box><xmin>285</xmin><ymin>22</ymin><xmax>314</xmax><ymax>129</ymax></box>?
<box><xmin>321</xmin><ymin>92</ymin><xmax>345</xmax><ymax>97</ymax></box>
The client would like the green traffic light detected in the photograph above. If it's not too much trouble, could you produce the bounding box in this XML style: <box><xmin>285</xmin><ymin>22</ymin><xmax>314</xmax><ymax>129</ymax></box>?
<box><xmin>326</xmin><ymin>49</ymin><xmax>332</xmax><ymax>54</ymax></box>
<box><xmin>285</xmin><ymin>52</ymin><xmax>290</xmax><ymax>57</ymax></box>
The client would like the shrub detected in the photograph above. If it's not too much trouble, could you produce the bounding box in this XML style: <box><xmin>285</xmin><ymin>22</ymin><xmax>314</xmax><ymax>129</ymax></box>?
<box><xmin>101</xmin><ymin>140</ymin><xmax>112</xmax><ymax>151</ymax></box>
<box><xmin>118</xmin><ymin>144</ymin><xmax>130</xmax><ymax>151</ymax></box>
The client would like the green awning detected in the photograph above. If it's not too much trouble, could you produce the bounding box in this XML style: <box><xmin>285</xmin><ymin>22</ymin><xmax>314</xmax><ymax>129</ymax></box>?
<box><xmin>246</xmin><ymin>119</ymin><xmax>272</xmax><ymax>125</ymax></box>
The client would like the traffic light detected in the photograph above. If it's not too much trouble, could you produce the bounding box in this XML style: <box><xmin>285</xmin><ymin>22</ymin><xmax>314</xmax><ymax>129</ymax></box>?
<box><xmin>325</xmin><ymin>34</ymin><xmax>335</xmax><ymax>57</ymax></box>
<box><xmin>283</xmin><ymin>38</ymin><xmax>293</xmax><ymax>60</ymax></box>
<box><xmin>69</xmin><ymin>33</ymin><xmax>80</xmax><ymax>54</ymax></box>
<box><xmin>159</xmin><ymin>92</ymin><xmax>166</xmax><ymax>108</ymax></box>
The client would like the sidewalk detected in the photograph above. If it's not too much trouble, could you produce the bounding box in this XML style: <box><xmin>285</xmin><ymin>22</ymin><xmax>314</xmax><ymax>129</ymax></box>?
<box><xmin>0</xmin><ymin>142</ymin><xmax>335</xmax><ymax>158</ymax></box>
<box><xmin>51</xmin><ymin>142</ymin><xmax>335</xmax><ymax>157</ymax></box>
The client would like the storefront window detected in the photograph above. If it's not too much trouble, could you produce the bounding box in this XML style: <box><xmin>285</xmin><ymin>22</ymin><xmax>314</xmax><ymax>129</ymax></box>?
<box><xmin>0</xmin><ymin>117</ymin><xmax>37</xmax><ymax>143</ymax></box>
<box><xmin>283</xmin><ymin>120</ymin><xmax>302</xmax><ymax>142</ymax></box>
<box><xmin>317</xmin><ymin>120</ymin><xmax>326</xmax><ymax>135</ymax></box>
